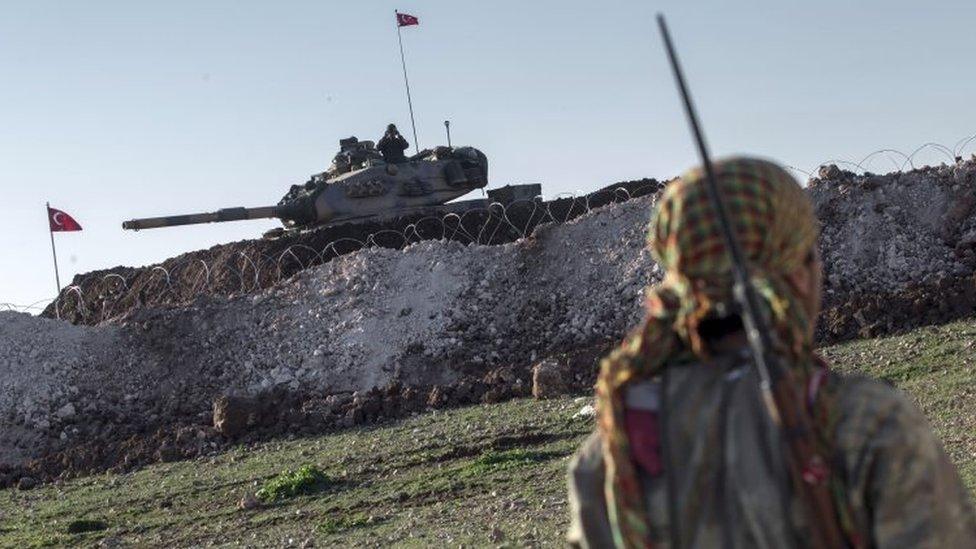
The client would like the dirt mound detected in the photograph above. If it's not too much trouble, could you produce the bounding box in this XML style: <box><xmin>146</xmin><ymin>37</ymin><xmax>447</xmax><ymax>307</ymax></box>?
<box><xmin>1</xmin><ymin>193</ymin><xmax>657</xmax><ymax>477</ymax></box>
<box><xmin>811</xmin><ymin>160</ymin><xmax>976</xmax><ymax>341</ymax></box>
<box><xmin>820</xmin><ymin>272</ymin><xmax>976</xmax><ymax>341</ymax></box>
<box><xmin>811</xmin><ymin>162</ymin><xmax>976</xmax><ymax>293</ymax></box>
<box><xmin>43</xmin><ymin>179</ymin><xmax>661</xmax><ymax>325</ymax></box>
<box><xmin>0</xmin><ymin>345</ymin><xmax>608</xmax><ymax>487</ymax></box>
<box><xmin>3</xmin><ymin>159</ymin><xmax>976</xmax><ymax>483</ymax></box>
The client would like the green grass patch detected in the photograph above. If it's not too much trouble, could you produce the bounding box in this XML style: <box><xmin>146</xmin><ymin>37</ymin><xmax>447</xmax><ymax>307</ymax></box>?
<box><xmin>30</xmin><ymin>535</ymin><xmax>64</xmax><ymax>547</ymax></box>
<box><xmin>65</xmin><ymin>519</ymin><xmax>108</xmax><ymax>534</ymax></box>
<box><xmin>319</xmin><ymin>513</ymin><xmax>374</xmax><ymax>535</ymax></box>
<box><xmin>256</xmin><ymin>464</ymin><xmax>330</xmax><ymax>503</ymax></box>
<box><xmin>468</xmin><ymin>449</ymin><xmax>560</xmax><ymax>474</ymax></box>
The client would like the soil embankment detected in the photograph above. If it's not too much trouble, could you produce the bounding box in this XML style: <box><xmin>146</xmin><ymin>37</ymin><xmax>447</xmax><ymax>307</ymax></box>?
<box><xmin>3</xmin><ymin>160</ymin><xmax>975</xmax><ymax>484</ymax></box>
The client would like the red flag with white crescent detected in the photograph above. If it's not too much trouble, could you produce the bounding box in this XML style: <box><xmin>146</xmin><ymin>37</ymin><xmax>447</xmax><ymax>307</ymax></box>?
<box><xmin>396</xmin><ymin>12</ymin><xmax>419</xmax><ymax>27</ymax></box>
<box><xmin>48</xmin><ymin>206</ymin><xmax>83</xmax><ymax>232</ymax></box>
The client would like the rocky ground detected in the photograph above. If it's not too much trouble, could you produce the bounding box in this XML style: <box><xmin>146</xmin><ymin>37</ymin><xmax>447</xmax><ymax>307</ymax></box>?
<box><xmin>2</xmin><ymin>159</ymin><xmax>975</xmax><ymax>486</ymax></box>
<box><xmin>813</xmin><ymin>162</ymin><xmax>976</xmax><ymax>340</ymax></box>
<box><xmin>1</xmin><ymin>319</ymin><xmax>973</xmax><ymax>547</ymax></box>
<box><xmin>0</xmin><ymin>193</ymin><xmax>656</xmax><ymax>484</ymax></box>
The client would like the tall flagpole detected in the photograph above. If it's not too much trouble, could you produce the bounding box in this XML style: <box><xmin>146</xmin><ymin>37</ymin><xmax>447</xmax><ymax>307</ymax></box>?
<box><xmin>395</xmin><ymin>10</ymin><xmax>420</xmax><ymax>154</ymax></box>
<box><xmin>46</xmin><ymin>202</ymin><xmax>62</xmax><ymax>319</ymax></box>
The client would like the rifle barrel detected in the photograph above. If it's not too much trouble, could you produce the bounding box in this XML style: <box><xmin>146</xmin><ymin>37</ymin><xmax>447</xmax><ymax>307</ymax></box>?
<box><xmin>655</xmin><ymin>15</ymin><xmax>849</xmax><ymax>549</ymax></box>
<box><xmin>655</xmin><ymin>14</ymin><xmax>781</xmax><ymax>419</ymax></box>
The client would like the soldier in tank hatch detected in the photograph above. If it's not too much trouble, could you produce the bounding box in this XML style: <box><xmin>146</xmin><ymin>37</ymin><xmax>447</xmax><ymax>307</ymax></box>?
<box><xmin>377</xmin><ymin>124</ymin><xmax>409</xmax><ymax>164</ymax></box>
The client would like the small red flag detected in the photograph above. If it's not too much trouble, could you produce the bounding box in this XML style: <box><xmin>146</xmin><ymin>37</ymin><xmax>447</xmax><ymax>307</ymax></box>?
<box><xmin>396</xmin><ymin>12</ymin><xmax>419</xmax><ymax>27</ymax></box>
<box><xmin>48</xmin><ymin>206</ymin><xmax>83</xmax><ymax>232</ymax></box>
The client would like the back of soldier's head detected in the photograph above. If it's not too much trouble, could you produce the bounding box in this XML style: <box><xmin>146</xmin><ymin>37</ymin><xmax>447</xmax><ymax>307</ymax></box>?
<box><xmin>651</xmin><ymin>156</ymin><xmax>818</xmax><ymax>281</ymax></box>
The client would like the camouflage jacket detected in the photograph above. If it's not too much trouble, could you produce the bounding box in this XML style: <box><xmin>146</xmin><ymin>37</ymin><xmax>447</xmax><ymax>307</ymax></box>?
<box><xmin>567</xmin><ymin>351</ymin><xmax>976</xmax><ymax>548</ymax></box>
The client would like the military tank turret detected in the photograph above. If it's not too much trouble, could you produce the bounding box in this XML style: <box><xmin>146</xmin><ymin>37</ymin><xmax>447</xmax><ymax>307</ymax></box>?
<box><xmin>122</xmin><ymin>139</ymin><xmax>494</xmax><ymax>236</ymax></box>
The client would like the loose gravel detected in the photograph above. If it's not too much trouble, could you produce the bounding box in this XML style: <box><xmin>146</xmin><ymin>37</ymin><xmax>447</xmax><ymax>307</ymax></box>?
<box><xmin>2</xmin><ymin>158</ymin><xmax>974</xmax><ymax>474</ymax></box>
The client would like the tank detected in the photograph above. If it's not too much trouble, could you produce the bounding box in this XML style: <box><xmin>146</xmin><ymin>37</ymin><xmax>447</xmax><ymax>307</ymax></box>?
<box><xmin>121</xmin><ymin>142</ymin><xmax>491</xmax><ymax>236</ymax></box>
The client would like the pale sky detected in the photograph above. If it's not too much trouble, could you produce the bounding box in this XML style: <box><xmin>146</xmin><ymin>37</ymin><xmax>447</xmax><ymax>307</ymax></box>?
<box><xmin>2</xmin><ymin>1</ymin><xmax>974</xmax><ymax>310</ymax></box>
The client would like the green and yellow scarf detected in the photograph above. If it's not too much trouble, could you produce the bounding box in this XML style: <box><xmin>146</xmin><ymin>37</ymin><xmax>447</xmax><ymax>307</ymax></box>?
<box><xmin>596</xmin><ymin>157</ymin><xmax>852</xmax><ymax>548</ymax></box>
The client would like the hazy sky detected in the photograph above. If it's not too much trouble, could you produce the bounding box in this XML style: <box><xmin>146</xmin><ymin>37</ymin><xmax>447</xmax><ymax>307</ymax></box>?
<box><xmin>3</xmin><ymin>1</ymin><xmax>974</xmax><ymax>310</ymax></box>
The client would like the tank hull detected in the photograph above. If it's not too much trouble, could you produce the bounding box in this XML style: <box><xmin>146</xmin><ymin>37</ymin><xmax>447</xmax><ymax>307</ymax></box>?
<box><xmin>121</xmin><ymin>146</ymin><xmax>490</xmax><ymax>233</ymax></box>
<box><xmin>293</xmin><ymin>150</ymin><xmax>488</xmax><ymax>228</ymax></box>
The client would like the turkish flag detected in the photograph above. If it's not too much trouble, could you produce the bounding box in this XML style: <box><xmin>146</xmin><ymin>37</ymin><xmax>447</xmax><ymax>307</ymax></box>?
<box><xmin>48</xmin><ymin>206</ymin><xmax>83</xmax><ymax>232</ymax></box>
<box><xmin>396</xmin><ymin>12</ymin><xmax>419</xmax><ymax>27</ymax></box>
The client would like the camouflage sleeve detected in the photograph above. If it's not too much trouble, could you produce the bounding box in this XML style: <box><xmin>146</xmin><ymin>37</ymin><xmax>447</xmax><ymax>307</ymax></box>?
<box><xmin>834</xmin><ymin>378</ymin><xmax>976</xmax><ymax>548</ymax></box>
<box><xmin>566</xmin><ymin>322</ymin><xmax>656</xmax><ymax>547</ymax></box>
<box><xmin>567</xmin><ymin>431</ymin><xmax>616</xmax><ymax>549</ymax></box>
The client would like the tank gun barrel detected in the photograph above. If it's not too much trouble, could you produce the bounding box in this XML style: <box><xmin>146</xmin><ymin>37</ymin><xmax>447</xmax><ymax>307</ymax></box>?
<box><xmin>122</xmin><ymin>206</ymin><xmax>280</xmax><ymax>231</ymax></box>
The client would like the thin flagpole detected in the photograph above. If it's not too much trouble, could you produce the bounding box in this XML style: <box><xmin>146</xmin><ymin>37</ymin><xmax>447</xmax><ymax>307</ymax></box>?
<box><xmin>46</xmin><ymin>202</ymin><xmax>62</xmax><ymax>319</ymax></box>
<box><xmin>395</xmin><ymin>11</ymin><xmax>420</xmax><ymax>154</ymax></box>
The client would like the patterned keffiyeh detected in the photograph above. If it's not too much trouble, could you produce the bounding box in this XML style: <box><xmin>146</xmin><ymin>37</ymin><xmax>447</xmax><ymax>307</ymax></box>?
<box><xmin>596</xmin><ymin>157</ymin><xmax>852</xmax><ymax>548</ymax></box>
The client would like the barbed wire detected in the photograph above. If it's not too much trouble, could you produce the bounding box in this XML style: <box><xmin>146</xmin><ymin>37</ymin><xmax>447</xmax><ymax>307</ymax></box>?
<box><xmin>786</xmin><ymin>134</ymin><xmax>976</xmax><ymax>180</ymax></box>
<box><xmin>0</xmin><ymin>298</ymin><xmax>56</xmax><ymax>314</ymax></box>
<box><xmin>10</xmin><ymin>134</ymin><xmax>976</xmax><ymax>320</ymax></box>
<box><xmin>34</xmin><ymin>182</ymin><xmax>656</xmax><ymax>323</ymax></box>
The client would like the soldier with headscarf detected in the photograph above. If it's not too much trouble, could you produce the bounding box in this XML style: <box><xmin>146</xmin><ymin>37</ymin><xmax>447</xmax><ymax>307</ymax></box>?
<box><xmin>567</xmin><ymin>156</ymin><xmax>976</xmax><ymax>548</ymax></box>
